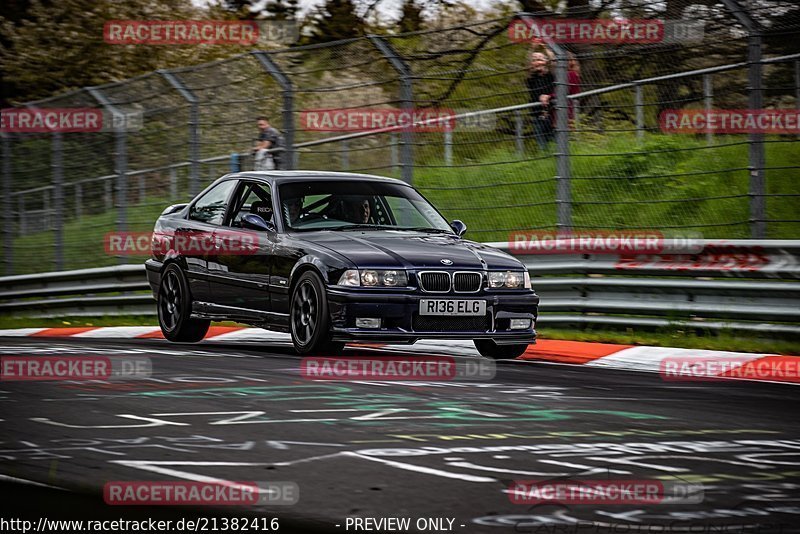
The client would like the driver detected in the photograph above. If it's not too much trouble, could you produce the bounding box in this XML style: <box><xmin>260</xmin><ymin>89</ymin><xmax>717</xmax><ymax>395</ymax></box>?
<box><xmin>344</xmin><ymin>197</ymin><xmax>371</xmax><ymax>224</ymax></box>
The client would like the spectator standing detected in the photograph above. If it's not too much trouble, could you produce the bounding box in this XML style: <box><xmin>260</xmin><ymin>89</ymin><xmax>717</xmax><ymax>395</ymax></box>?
<box><xmin>525</xmin><ymin>50</ymin><xmax>555</xmax><ymax>150</ymax></box>
<box><xmin>253</xmin><ymin>116</ymin><xmax>286</xmax><ymax>170</ymax></box>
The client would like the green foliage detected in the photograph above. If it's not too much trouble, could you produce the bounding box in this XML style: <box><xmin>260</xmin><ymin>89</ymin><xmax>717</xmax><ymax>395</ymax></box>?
<box><xmin>398</xmin><ymin>1</ymin><xmax>424</xmax><ymax>33</ymax></box>
<box><xmin>304</xmin><ymin>0</ymin><xmax>365</xmax><ymax>44</ymax></box>
<box><xmin>0</xmin><ymin>0</ymin><xmax>278</xmax><ymax>105</ymax></box>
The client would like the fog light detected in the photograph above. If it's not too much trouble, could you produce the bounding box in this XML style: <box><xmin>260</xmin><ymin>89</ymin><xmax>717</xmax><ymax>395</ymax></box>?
<box><xmin>356</xmin><ymin>318</ymin><xmax>381</xmax><ymax>329</ymax></box>
<box><xmin>510</xmin><ymin>318</ymin><xmax>531</xmax><ymax>330</ymax></box>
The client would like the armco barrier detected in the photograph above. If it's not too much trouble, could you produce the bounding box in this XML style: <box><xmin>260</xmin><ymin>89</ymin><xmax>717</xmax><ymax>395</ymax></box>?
<box><xmin>1</xmin><ymin>240</ymin><xmax>798</xmax><ymax>335</ymax></box>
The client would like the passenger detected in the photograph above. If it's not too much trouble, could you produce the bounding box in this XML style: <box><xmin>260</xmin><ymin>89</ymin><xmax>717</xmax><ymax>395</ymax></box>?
<box><xmin>285</xmin><ymin>196</ymin><xmax>304</xmax><ymax>225</ymax></box>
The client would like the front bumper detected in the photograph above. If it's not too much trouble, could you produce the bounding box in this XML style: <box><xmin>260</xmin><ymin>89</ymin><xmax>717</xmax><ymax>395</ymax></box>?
<box><xmin>327</xmin><ymin>288</ymin><xmax>538</xmax><ymax>344</ymax></box>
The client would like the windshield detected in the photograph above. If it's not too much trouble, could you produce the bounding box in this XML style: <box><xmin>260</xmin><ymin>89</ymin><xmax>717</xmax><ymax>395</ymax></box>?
<box><xmin>278</xmin><ymin>180</ymin><xmax>453</xmax><ymax>233</ymax></box>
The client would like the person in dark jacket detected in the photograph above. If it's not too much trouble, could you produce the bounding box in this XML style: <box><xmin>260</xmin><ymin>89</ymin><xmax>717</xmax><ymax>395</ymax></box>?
<box><xmin>525</xmin><ymin>50</ymin><xmax>555</xmax><ymax>150</ymax></box>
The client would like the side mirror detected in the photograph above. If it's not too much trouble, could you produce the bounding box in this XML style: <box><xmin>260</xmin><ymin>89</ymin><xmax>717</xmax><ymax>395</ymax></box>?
<box><xmin>241</xmin><ymin>213</ymin><xmax>276</xmax><ymax>232</ymax></box>
<box><xmin>450</xmin><ymin>219</ymin><xmax>467</xmax><ymax>237</ymax></box>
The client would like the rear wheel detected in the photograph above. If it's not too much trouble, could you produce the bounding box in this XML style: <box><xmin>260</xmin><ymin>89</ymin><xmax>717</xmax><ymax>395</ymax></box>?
<box><xmin>474</xmin><ymin>339</ymin><xmax>528</xmax><ymax>360</ymax></box>
<box><xmin>290</xmin><ymin>271</ymin><xmax>345</xmax><ymax>355</ymax></box>
<box><xmin>158</xmin><ymin>264</ymin><xmax>210</xmax><ymax>343</ymax></box>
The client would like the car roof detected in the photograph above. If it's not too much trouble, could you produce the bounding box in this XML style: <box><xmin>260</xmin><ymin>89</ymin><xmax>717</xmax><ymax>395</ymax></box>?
<box><xmin>227</xmin><ymin>170</ymin><xmax>410</xmax><ymax>187</ymax></box>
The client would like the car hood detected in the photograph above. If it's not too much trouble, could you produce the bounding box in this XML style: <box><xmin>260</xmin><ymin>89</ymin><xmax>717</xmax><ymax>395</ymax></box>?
<box><xmin>302</xmin><ymin>231</ymin><xmax>523</xmax><ymax>270</ymax></box>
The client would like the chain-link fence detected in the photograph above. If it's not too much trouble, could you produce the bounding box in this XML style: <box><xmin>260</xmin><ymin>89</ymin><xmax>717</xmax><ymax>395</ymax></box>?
<box><xmin>2</xmin><ymin>0</ymin><xmax>799</xmax><ymax>275</ymax></box>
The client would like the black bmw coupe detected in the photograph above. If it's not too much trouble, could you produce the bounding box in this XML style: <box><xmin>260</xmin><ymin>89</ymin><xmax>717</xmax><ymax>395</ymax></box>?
<box><xmin>145</xmin><ymin>171</ymin><xmax>539</xmax><ymax>358</ymax></box>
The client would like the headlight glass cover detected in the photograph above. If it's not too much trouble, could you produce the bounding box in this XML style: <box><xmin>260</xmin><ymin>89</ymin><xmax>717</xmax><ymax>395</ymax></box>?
<box><xmin>337</xmin><ymin>269</ymin><xmax>408</xmax><ymax>287</ymax></box>
<box><xmin>488</xmin><ymin>271</ymin><xmax>526</xmax><ymax>289</ymax></box>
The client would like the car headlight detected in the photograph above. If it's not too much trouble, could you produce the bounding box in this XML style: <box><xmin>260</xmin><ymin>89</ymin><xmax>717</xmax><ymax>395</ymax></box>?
<box><xmin>488</xmin><ymin>271</ymin><xmax>526</xmax><ymax>289</ymax></box>
<box><xmin>337</xmin><ymin>269</ymin><xmax>408</xmax><ymax>287</ymax></box>
<box><xmin>338</xmin><ymin>269</ymin><xmax>360</xmax><ymax>286</ymax></box>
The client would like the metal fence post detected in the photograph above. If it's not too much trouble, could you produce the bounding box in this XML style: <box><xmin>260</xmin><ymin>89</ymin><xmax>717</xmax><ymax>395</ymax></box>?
<box><xmin>138</xmin><ymin>175</ymin><xmax>146</xmax><ymax>203</ymax></box>
<box><xmin>369</xmin><ymin>35</ymin><xmax>414</xmax><ymax>185</ymax></box>
<box><xmin>516</xmin><ymin>14</ymin><xmax>572</xmax><ymax>230</ymax></box>
<box><xmin>444</xmin><ymin>130</ymin><xmax>453</xmax><ymax>165</ymax></box>
<box><xmin>748</xmin><ymin>31</ymin><xmax>765</xmax><ymax>238</ymax></box>
<box><xmin>18</xmin><ymin>195</ymin><xmax>25</xmax><ymax>236</ymax></box>
<box><xmin>252</xmin><ymin>52</ymin><xmax>295</xmax><ymax>170</ymax></box>
<box><xmin>43</xmin><ymin>188</ymin><xmax>51</xmax><ymax>229</ymax></box>
<box><xmin>341</xmin><ymin>140</ymin><xmax>349</xmax><ymax>170</ymax></box>
<box><xmin>75</xmin><ymin>183</ymin><xmax>82</xmax><ymax>218</ymax></box>
<box><xmin>514</xmin><ymin>110</ymin><xmax>524</xmax><ymax>155</ymax></box>
<box><xmin>87</xmin><ymin>87</ymin><xmax>128</xmax><ymax>263</ymax></box>
<box><xmin>104</xmin><ymin>179</ymin><xmax>112</xmax><ymax>211</ymax></box>
<box><xmin>635</xmin><ymin>84</ymin><xmax>644</xmax><ymax>141</ymax></box>
<box><xmin>1</xmin><ymin>134</ymin><xmax>12</xmax><ymax>274</ymax></box>
<box><xmin>795</xmin><ymin>60</ymin><xmax>799</xmax><ymax>140</ymax></box>
<box><xmin>553</xmin><ymin>44</ymin><xmax>573</xmax><ymax>231</ymax></box>
<box><xmin>160</xmin><ymin>70</ymin><xmax>200</xmax><ymax>196</ymax></box>
<box><xmin>169</xmin><ymin>167</ymin><xmax>177</xmax><ymax>200</ymax></box>
<box><xmin>51</xmin><ymin>132</ymin><xmax>64</xmax><ymax>270</ymax></box>
<box><xmin>703</xmin><ymin>74</ymin><xmax>714</xmax><ymax>146</ymax></box>
<box><xmin>390</xmin><ymin>133</ymin><xmax>398</xmax><ymax>175</ymax></box>
<box><xmin>721</xmin><ymin>0</ymin><xmax>765</xmax><ymax>238</ymax></box>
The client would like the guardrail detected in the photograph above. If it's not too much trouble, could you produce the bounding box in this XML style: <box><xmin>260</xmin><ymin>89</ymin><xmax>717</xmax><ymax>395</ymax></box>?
<box><xmin>1</xmin><ymin>240</ymin><xmax>799</xmax><ymax>335</ymax></box>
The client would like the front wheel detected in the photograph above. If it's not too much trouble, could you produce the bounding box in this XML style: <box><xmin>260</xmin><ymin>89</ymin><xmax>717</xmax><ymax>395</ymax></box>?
<box><xmin>158</xmin><ymin>264</ymin><xmax>210</xmax><ymax>343</ymax></box>
<box><xmin>290</xmin><ymin>271</ymin><xmax>345</xmax><ymax>355</ymax></box>
<box><xmin>474</xmin><ymin>339</ymin><xmax>529</xmax><ymax>360</ymax></box>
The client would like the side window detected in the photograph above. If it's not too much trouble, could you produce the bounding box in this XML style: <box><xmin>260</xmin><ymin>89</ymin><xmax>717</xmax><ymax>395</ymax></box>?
<box><xmin>188</xmin><ymin>180</ymin><xmax>237</xmax><ymax>225</ymax></box>
<box><xmin>229</xmin><ymin>183</ymin><xmax>272</xmax><ymax>227</ymax></box>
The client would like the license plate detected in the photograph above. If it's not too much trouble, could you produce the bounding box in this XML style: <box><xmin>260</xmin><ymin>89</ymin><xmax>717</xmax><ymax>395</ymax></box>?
<box><xmin>419</xmin><ymin>299</ymin><xmax>486</xmax><ymax>316</ymax></box>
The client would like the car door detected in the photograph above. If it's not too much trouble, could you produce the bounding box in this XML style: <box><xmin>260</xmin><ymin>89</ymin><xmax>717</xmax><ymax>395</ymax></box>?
<box><xmin>181</xmin><ymin>178</ymin><xmax>238</xmax><ymax>304</ymax></box>
<box><xmin>208</xmin><ymin>180</ymin><xmax>275</xmax><ymax>313</ymax></box>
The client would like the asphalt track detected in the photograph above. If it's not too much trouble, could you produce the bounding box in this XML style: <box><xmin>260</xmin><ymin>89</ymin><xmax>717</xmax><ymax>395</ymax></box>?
<box><xmin>1</xmin><ymin>335</ymin><xmax>799</xmax><ymax>534</ymax></box>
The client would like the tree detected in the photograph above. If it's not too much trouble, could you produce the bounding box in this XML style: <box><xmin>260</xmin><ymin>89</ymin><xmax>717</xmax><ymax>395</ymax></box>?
<box><xmin>219</xmin><ymin>0</ymin><xmax>257</xmax><ymax>19</ymax></box>
<box><xmin>264</xmin><ymin>0</ymin><xmax>299</xmax><ymax>21</ymax></box>
<box><xmin>0</xmin><ymin>0</ymin><xmax>258</xmax><ymax>105</ymax></box>
<box><xmin>398</xmin><ymin>0</ymin><xmax>423</xmax><ymax>33</ymax></box>
<box><xmin>305</xmin><ymin>0</ymin><xmax>366</xmax><ymax>44</ymax></box>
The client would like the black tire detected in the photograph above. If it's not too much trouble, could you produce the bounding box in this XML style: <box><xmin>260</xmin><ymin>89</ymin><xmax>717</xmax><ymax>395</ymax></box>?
<box><xmin>290</xmin><ymin>271</ymin><xmax>345</xmax><ymax>355</ymax></box>
<box><xmin>474</xmin><ymin>339</ymin><xmax>529</xmax><ymax>360</ymax></box>
<box><xmin>158</xmin><ymin>263</ymin><xmax>210</xmax><ymax>343</ymax></box>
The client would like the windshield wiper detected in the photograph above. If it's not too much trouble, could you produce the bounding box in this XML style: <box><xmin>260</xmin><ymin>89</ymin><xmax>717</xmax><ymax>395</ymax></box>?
<box><xmin>395</xmin><ymin>227</ymin><xmax>453</xmax><ymax>234</ymax></box>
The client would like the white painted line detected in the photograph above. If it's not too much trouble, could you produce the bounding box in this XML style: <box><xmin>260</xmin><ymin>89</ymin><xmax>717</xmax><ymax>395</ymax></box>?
<box><xmin>0</xmin><ymin>473</ymin><xmax>65</xmax><ymax>490</ymax></box>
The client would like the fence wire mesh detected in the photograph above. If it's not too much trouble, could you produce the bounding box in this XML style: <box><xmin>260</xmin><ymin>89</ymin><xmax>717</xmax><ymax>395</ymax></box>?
<box><xmin>2</xmin><ymin>1</ymin><xmax>799</xmax><ymax>275</ymax></box>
